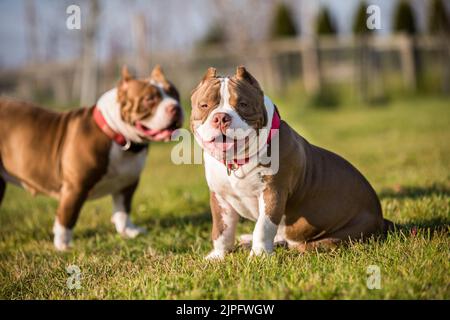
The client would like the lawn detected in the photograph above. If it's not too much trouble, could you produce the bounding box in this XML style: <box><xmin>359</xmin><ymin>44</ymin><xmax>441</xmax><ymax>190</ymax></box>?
<box><xmin>0</xmin><ymin>94</ymin><xmax>449</xmax><ymax>299</ymax></box>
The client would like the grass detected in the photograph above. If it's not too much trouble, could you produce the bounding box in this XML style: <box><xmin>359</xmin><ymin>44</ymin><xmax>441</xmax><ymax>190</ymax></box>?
<box><xmin>0</xmin><ymin>93</ymin><xmax>449</xmax><ymax>299</ymax></box>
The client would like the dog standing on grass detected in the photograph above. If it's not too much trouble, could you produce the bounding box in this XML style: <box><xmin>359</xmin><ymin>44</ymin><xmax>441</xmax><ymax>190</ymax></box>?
<box><xmin>190</xmin><ymin>66</ymin><xmax>393</xmax><ymax>259</ymax></box>
<box><xmin>0</xmin><ymin>65</ymin><xmax>183</xmax><ymax>250</ymax></box>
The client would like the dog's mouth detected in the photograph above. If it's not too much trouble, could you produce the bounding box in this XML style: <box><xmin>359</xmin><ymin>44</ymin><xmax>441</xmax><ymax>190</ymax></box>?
<box><xmin>135</xmin><ymin>122</ymin><xmax>178</xmax><ymax>142</ymax></box>
<box><xmin>204</xmin><ymin>134</ymin><xmax>235</xmax><ymax>151</ymax></box>
<box><xmin>198</xmin><ymin>133</ymin><xmax>249</xmax><ymax>155</ymax></box>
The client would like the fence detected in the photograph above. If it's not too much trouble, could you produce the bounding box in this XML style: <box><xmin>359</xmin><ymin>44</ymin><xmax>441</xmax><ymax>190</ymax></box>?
<box><xmin>0</xmin><ymin>34</ymin><xmax>448</xmax><ymax>107</ymax></box>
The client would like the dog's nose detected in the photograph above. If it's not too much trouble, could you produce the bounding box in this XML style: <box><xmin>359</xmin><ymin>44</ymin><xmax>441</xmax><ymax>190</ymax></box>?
<box><xmin>166</xmin><ymin>104</ymin><xmax>180</xmax><ymax>116</ymax></box>
<box><xmin>211</xmin><ymin>113</ymin><xmax>231</xmax><ymax>131</ymax></box>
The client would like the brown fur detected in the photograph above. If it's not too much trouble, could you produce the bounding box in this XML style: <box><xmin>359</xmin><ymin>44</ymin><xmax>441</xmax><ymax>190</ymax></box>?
<box><xmin>210</xmin><ymin>192</ymin><xmax>225</xmax><ymax>241</ymax></box>
<box><xmin>0</xmin><ymin>65</ymin><xmax>181</xmax><ymax>236</ymax></box>
<box><xmin>0</xmin><ymin>100</ymin><xmax>111</xmax><ymax>228</ymax></box>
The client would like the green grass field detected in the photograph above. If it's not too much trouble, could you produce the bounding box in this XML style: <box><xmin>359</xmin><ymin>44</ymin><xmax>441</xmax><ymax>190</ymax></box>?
<box><xmin>0</xmin><ymin>94</ymin><xmax>449</xmax><ymax>299</ymax></box>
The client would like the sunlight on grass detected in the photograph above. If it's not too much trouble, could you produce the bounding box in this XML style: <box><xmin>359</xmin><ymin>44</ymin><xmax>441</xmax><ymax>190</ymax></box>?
<box><xmin>0</xmin><ymin>95</ymin><xmax>449</xmax><ymax>299</ymax></box>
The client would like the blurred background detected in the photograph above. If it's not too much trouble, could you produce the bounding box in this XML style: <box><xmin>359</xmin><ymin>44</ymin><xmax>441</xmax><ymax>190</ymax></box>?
<box><xmin>0</xmin><ymin>0</ymin><xmax>449</xmax><ymax>108</ymax></box>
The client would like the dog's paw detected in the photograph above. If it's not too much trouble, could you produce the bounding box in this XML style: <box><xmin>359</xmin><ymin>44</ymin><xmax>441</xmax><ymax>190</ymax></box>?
<box><xmin>238</xmin><ymin>234</ymin><xmax>253</xmax><ymax>247</ymax></box>
<box><xmin>54</xmin><ymin>239</ymin><xmax>71</xmax><ymax>251</ymax></box>
<box><xmin>249</xmin><ymin>245</ymin><xmax>274</xmax><ymax>258</ymax></box>
<box><xmin>204</xmin><ymin>250</ymin><xmax>226</xmax><ymax>261</ymax></box>
<box><xmin>122</xmin><ymin>225</ymin><xmax>147</xmax><ymax>239</ymax></box>
<box><xmin>53</xmin><ymin>220</ymin><xmax>73</xmax><ymax>251</ymax></box>
<box><xmin>111</xmin><ymin>212</ymin><xmax>147</xmax><ymax>239</ymax></box>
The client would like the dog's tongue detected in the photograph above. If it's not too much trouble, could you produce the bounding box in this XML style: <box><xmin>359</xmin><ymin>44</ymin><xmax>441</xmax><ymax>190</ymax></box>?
<box><xmin>136</xmin><ymin>123</ymin><xmax>173</xmax><ymax>141</ymax></box>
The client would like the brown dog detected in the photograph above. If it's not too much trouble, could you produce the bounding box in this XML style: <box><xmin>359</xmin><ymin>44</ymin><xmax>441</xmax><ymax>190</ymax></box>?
<box><xmin>190</xmin><ymin>66</ymin><xmax>393</xmax><ymax>259</ymax></box>
<box><xmin>0</xmin><ymin>65</ymin><xmax>183</xmax><ymax>250</ymax></box>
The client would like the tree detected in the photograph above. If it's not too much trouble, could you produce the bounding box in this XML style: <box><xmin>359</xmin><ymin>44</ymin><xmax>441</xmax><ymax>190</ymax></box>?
<box><xmin>270</xmin><ymin>2</ymin><xmax>298</xmax><ymax>39</ymax></box>
<box><xmin>352</xmin><ymin>2</ymin><xmax>374</xmax><ymax>35</ymax></box>
<box><xmin>393</xmin><ymin>0</ymin><xmax>417</xmax><ymax>35</ymax></box>
<box><xmin>316</xmin><ymin>7</ymin><xmax>337</xmax><ymax>35</ymax></box>
<box><xmin>428</xmin><ymin>0</ymin><xmax>450</xmax><ymax>35</ymax></box>
<box><xmin>199</xmin><ymin>23</ymin><xmax>226</xmax><ymax>47</ymax></box>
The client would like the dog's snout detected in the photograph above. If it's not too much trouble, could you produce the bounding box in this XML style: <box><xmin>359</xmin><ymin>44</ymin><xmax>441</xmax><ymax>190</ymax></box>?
<box><xmin>166</xmin><ymin>104</ymin><xmax>180</xmax><ymax>116</ymax></box>
<box><xmin>211</xmin><ymin>113</ymin><xmax>231</xmax><ymax>131</ymax></box>
<box><xmin>166</xmin><ymin>103</ymin><xmax>183</xmax><ymax>128</ymax></box>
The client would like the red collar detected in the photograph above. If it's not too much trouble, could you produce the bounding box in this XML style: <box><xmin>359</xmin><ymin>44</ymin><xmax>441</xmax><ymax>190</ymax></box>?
<box><xmin>224</xmin><ymin>105</ymin><xmax>281</xmax><ymax>174</ymax></box>
<box><xmin>93</xmin><ymin>106</ymin><xmax>129</xmax><ymax>148</ymax></box>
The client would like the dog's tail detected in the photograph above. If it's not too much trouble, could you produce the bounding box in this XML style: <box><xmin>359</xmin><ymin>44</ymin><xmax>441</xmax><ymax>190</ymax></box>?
<box><xmin>383</xmin><ymin>218</ymin><xmax>396</xmax><ymax>234</ymax></box>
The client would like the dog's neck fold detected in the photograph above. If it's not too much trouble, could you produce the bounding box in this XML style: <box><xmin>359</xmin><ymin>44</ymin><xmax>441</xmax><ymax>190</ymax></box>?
<box><xmin>96</xmin><ymin>88</ymin><xmax>144</xmax><ymax>144</ymax></box>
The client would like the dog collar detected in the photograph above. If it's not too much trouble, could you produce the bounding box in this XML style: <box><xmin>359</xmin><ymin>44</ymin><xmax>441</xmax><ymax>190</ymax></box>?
<box><xmin>224</xmin><ymin>105</ymin><xmax>281</xmax><ymax>175</ymax></box>
<box><xmin>93</xmin><ymin>106</ymin><xmax>147</xmax><ymax>152</ymax></box>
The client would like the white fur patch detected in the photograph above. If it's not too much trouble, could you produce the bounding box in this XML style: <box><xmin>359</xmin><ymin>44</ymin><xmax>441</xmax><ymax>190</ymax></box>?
<box><xmin>205</xmin><ymin>193</ymin><xmax>238</xmax><ymax>260</ymax></box>
<box><xmin>111</xmin><ymin>211</ymin><xmax>146</xmax><ymax>238</ymax></box>
<box><xmin>250</xmin><ymin>194</ymin><xmax>278</xmax><ymax>256</ymax></box>
<box><xmin>89</xmin><ymin>143</ymin><xmax>147</xmax><ymax>200</ymax></box>
<box><xmin>53</xmin><ymin>219</ymin><xmax>72</xmax><ymax>251</ymax></box>
<box><xmin>97</xmin><ymin>88</ymin><xmax>144</xmax><ymax>143</ymax></box>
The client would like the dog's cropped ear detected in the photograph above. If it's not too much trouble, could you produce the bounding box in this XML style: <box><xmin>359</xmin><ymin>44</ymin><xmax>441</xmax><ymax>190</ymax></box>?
<box><xmin>118</xmin><ymin>65</ymin><xmax>134</xmax><ymax>106</ymax></box>
<box><xmin>191</xmin><ymin>67</ymin><xmax>217</xmax><ymax>97</ymax></box>
<box><xmin>119</xmin><ymin>65</ymin><xmax>134</xmax><ymax>91</ymax></box>
<box><xmin>203</xmin><ymin>67</ymin><xmax>217</xmax><ymax>81</ymax></box>
<box><xmin>121</xmin><ymin>65</ymin><xmax>133</xmax><ymax>82</ymax></box>
<box><xmin>149</xmin><ymin>64</ymin><xmax>168</xmax><ymax>84</ymax></box>
<box><xmin>235</xmin><ymin>66</ymin><xmax>262</xmax><ymax>92</ymax></box>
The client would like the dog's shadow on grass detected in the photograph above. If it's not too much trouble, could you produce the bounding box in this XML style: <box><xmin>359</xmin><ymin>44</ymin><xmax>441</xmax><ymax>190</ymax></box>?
<box><xmin>379</xmin><ymin>184</ymin><xmax>450</xmax><ymax>200</ymax></box>
<box><xmin>391</xmin><ymin>218</ymin><xmax>449</xmax><ymax>238</ymax></box>
<box><xmin>155</xmin><ymin>210</ymin><xmax>212</xmax><ymax>229</ymax></box>
<box><xmin>137</xmin><ymin>209</ymin><xmax>212</xmax><ymax>231</ymax></box>
<box><xmin>379</xmin><ymin>184</ymin><xmax>449</xmax><ymax>237</ymax></box>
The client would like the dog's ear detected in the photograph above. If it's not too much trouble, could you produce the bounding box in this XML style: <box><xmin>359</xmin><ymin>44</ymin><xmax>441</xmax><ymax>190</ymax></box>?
<box><xmin>118</xmin><ymin>65</ymin><xmax>134</xmax><ymax>106</ymax></box>
<box><xmin>121</xmin><ymin>65</ymin><xmax>133</xmax><ymax>82</ymax></box>
<box><xmin>191</xmin><ymin>67</ymin><xmax>217</xmax><ymax>97</ymax></box>
<box><xmin>149</xmin><ymin>64</ymin><xmax>168</xmax><ymax>84</ymax></box>
<box><xmin>119</xmin><ymin>65</ymin><xmax>134</xmax><ymax>91</ymax></box>
<box><xmin>202</xmin><ymin>67</ymin><xmax>217</xmax><ymax>81</ymax></box>
<box><xmin>235</xmin><ymin>66</ymin><xmax>262</xmax><ymax>92</ymax></box>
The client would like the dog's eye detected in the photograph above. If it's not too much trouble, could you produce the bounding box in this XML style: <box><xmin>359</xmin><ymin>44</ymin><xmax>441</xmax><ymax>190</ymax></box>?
<box><xmin>239</xmin><ymin>101</ymin><xmax>248</xmax><ymax>108</ymax></box>
<box><xmin>199</xmin><ymin>103</ymin><xmax>208</xmax><ymax>109</ymax></box>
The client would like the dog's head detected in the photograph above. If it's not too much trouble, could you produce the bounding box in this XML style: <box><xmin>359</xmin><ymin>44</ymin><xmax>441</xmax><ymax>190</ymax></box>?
<box><xmin>190</xmin><ymin>66</ymin><xmax>267</xmax><ymax>160</ymax></box>
<box><xmin>118</xmin><ymin>65</ymin><xmax>183</xmax><ymax>142</ymax></box>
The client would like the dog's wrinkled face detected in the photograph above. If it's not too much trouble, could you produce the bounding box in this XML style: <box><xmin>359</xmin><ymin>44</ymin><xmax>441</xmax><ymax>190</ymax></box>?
<box><xmin>190</xmin><ymin>66</ymin><xmax>267</xmax><ymax>160</ymax></box>
<box><xmin>118</xmin><ymin>65</ymin><xmax>183</xmax><ymax>141</ymax></box>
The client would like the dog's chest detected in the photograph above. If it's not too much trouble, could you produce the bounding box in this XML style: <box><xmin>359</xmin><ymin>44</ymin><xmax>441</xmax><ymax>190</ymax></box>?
<box><xmin>88</xmin><ymin>144</ymin><xmax>147</xmax><ymax>199</ymax></box>
<box><xmin>204</xmin><ymin>154</ymin><xmax>266</xmax><ymax>221</ymax></box>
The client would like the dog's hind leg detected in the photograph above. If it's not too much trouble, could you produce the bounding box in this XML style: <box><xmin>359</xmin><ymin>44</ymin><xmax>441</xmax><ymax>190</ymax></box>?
<box><xmin>239</xmin><ymin>229</ymin><xmax>287</xmax><ymax>249</ymax></box>
<box><xmin>294</xmin><ymin>238</ymin><xmax>342</xmax><ymax>253</ymax></box>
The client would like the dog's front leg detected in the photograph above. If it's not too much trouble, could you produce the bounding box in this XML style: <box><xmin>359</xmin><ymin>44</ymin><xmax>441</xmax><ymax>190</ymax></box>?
<box><xmin>206</xmin><ymin>192</ymin><xmax>239</xmax><ymax>261</ymax></box>
<box><xmin>250</xmin><ymin>192</ymin><xmax>284</xmax><ymax>257</ymax></box>
<box><xmin>111</xmin><ymin>181</ymin><xmax>146</xmax><ymax>238</ymax></box>
<box><xmin>53</xmin><ymin>183</ymin><xmax>88</xmax><ymax>251</ymax></box>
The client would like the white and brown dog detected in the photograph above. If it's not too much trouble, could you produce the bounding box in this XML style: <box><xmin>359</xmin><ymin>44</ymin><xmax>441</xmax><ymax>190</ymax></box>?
<box><xmin>0</xmin><ymin>65</ymin><xmax>183</xmax><ymax>250</ymax></box>
<box><xmin>191</xmin><ymin>66</ymin><xmax>393</xmax><ymax>259</ymax></box>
